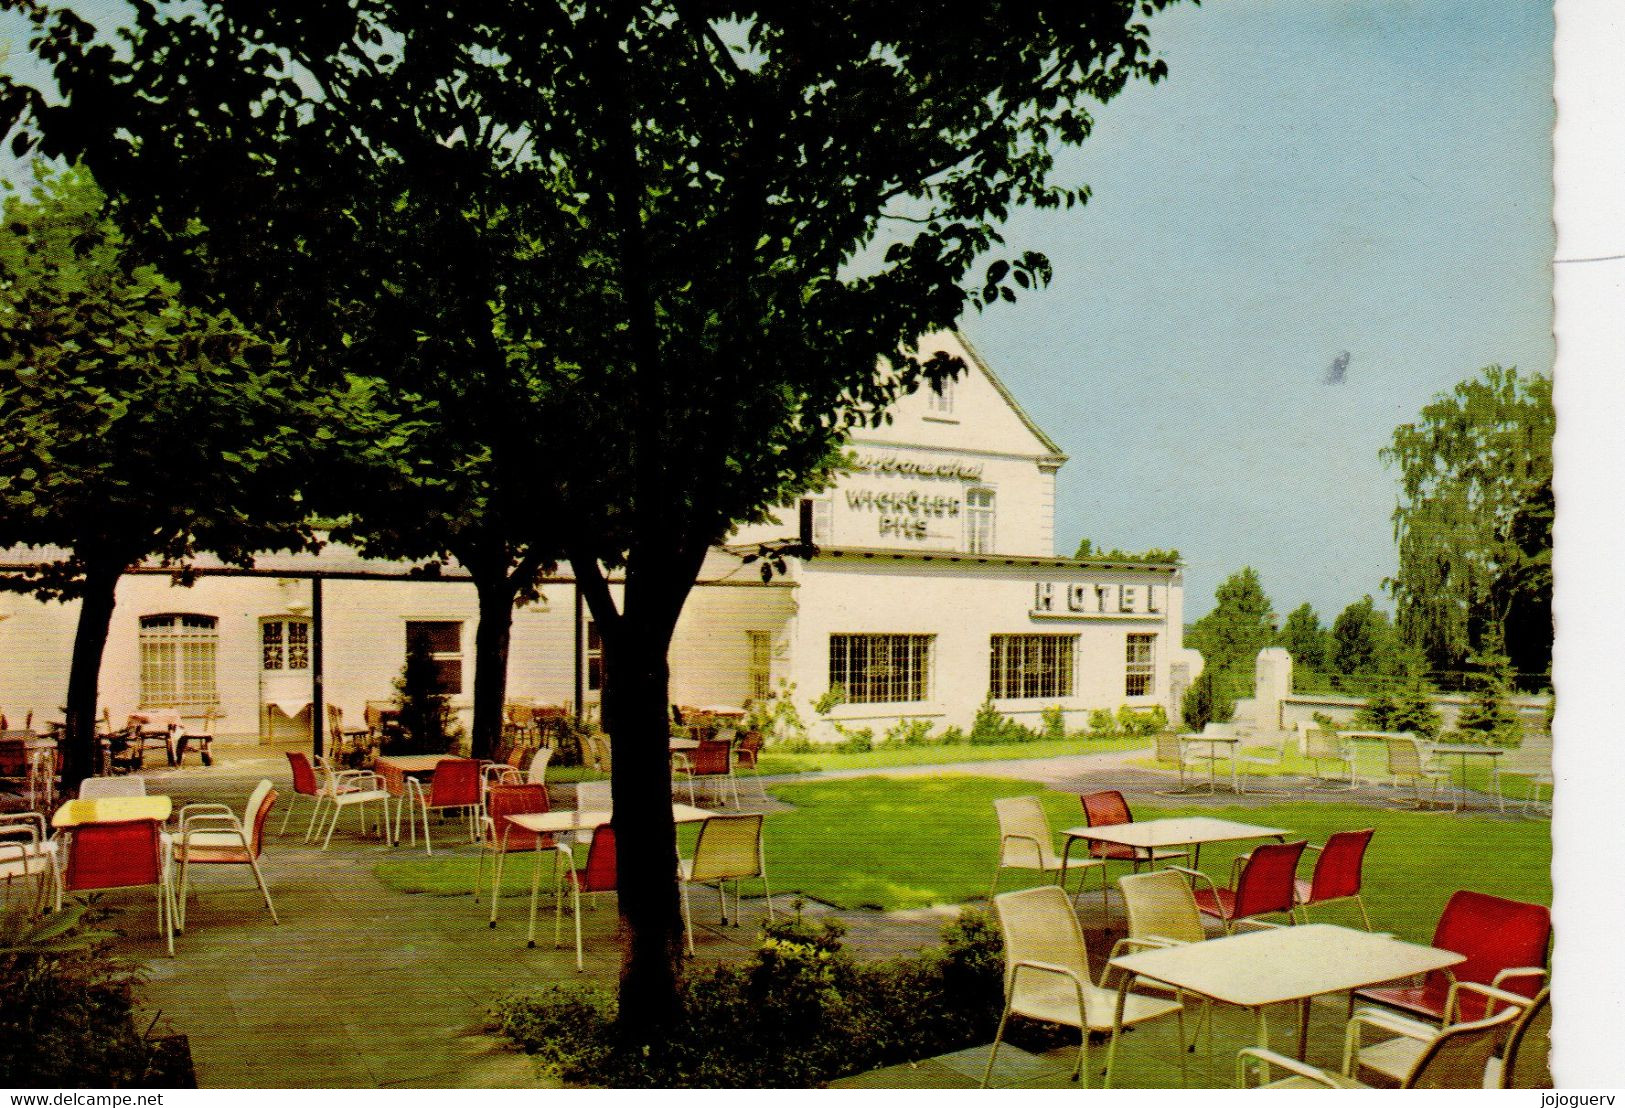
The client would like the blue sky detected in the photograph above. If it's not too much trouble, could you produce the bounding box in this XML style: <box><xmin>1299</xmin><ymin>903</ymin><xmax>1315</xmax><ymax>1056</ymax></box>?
<box><xmin>961</xmin><ymin>0</ymin><xmax>1555</xmax><ymax>624</ymax></box>
<box><xmin>3</xmin><ymin>2</ymin><xmax>1555</xmax><ymax>625</ymax></box>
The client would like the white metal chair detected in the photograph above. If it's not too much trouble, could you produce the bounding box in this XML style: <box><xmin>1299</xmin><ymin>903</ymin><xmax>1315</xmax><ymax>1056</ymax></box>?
<box><xmin>1384</xmin><ymin>736</ymin><xmax>1450</xmax><ymax>807</ymax></box>
<box><xmin>1234</xmin><ymin>735</ymin><xmax>1288</xmax><ymax>795</ymax></box>
<box><xmin>313</xmin><ymin>762</ymin><xmax>393</xmax><ymax>849</ymax></box>
<box><xmin>680</xmin><ymin>813</ymin><xmax>773</xmax><ymax>954</ymax></box>
<box><xmin>989</xmin><ymin>795</ymin><xmax>1104</xmax><ymax>902</ymax></box>
<box><xmin>0</xmin><ymin>812</ymin><xmax>60</xmax><ymax>914</ymax></box>
<box><xmin>1303</xmin><ymin>727</ymin><xmax>1357</xmax><ymax>790</ymax></box>
<box><xmin>984</xmin><ymin>884</ymin><xmax>1186</xmax><ymax>1088</ymax></box>
<box><xmin>171</xmin><ymin>779</ymin><xmax>280</xmax><ymax>930</ymax></box>
<box><xmin>79</xmin><ymin>775</ymin><xmax>147</xmax><ymax>798</ymax></box>
<box><xmin>1239</xmin><ymin>1003</ymin><xmax>1520</xmax><ymax>1089</ymax></box>
<box><xmin>1153</xmin><ymin>733</ymin><xmax>1221</xmax><ymax>795</ymax></box>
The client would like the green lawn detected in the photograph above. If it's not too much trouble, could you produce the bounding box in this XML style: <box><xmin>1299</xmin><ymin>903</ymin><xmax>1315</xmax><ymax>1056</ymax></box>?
<box><xmin>374</xmin><ymin>771</ymin><xmax>1550</xmax><ymax>950</ymax></box>
<box><xmin>761</xmin><ymin>774</ymin><xmax>1550</xmax><ymax>946</ymax></box>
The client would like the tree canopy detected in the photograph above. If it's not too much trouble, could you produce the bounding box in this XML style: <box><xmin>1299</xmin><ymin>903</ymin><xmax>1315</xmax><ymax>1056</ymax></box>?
<box><xmin>0</xmin><ymin>163</ymin><xmax>313</xmax><ymax>785</ymax></box>
<box><xmin>1382</xmin><ymin>365</ymin><xmax>1553</xmax><ymax>688</ymax></box>
<box><xmin>1</xmin><ymin>0</ymin><xmax>1190</xmax><ymax>1039</ymax></box>
<box><xmin>1186</xmin><ymin>567</ymin><xmax>1275</xmax><ymax>703</ymax></box>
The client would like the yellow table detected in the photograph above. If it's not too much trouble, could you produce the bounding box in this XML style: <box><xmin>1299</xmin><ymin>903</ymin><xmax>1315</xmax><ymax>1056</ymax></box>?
<box><xmin>53</xmin><ymin>795</ymin><xmax>173</xmax><ymax>828</ymax></box>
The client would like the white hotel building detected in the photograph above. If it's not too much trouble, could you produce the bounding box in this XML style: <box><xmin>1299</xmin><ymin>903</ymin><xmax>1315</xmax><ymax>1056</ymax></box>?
<box><xmin>0</xmin><ymin>331</ymin><xmax>1186</xmax><ymax>746</ymax></box>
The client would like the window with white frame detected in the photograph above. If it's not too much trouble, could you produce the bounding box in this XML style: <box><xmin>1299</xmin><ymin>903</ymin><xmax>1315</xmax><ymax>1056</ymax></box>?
<box><xmin>990</xmin><ymin>634</ymin><xmax>1077</xmax><ymax>700</ymax></box>
<box><xmin>139</xmin><ymin>614</ymin><xmax>219</xmax><ymax>709</ymax></box>
<box><xmin>1125</xmin><ymin>633</ymin><xmax>1156</xmax><ymax>696</ymax></box>
<box><xmin>927</xmin><ymin>374</ymin><xmax>957</xmax><ymax>415</ymax></box>
<box><xmin>966</xmin><ymin>487</ymin><xmax>995</xmax><ymax>554</ymax></box>
<box><xmin>746</xmin><ymin>630</ymin><xmax>773</xmax><ymax>702</ymax></box>
<box><xmin>828</xmin><ymin>633</ymin><xmax>933</xmax><ymax>704</ymax></box>
<box><xmin>406</xmin><ymin>620</ymin><xmax>463</xmax><ymax>695</ymax></box>
<box><xmin>261</xmin><ymin>618</ymin><xmax>310</xmax><ymax>672</ymax></box>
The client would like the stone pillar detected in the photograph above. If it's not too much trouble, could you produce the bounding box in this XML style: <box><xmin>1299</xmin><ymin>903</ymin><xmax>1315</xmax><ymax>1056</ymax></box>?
<box><xmin>1254</xmin><ymin>647</ymin><xmax>1292</xmax><ymax>734</ymax></box>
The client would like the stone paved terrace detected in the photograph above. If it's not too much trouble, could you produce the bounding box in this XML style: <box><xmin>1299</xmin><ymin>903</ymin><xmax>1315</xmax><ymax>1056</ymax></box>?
<box><xmin>18</xmin><ymin>738</ymin><xmax>1545</xmax><ymax>1088</ymax></box>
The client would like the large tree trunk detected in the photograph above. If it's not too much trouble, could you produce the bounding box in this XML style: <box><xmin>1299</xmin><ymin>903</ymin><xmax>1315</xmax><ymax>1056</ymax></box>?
<box><xmin>467</xmin><ymin>564</ymin><xmax>518</xmax><ymax>762</ymax></box>
<box><xmin>62</xmin><ymin>557</ymin><xmax>124</xmax><ymax>793</ymax></box>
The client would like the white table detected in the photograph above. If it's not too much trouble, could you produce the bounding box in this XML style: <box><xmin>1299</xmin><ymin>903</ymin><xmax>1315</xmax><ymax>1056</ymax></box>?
<box><xmin>1177</xmin><ymin>734</ymin><xmax>1241</xmax><ymax>793</ymax></box>
<box><xmin>1060</xmin><ymin>816</ymin><xmax>1288</xmax><ymax>875</ymax></box>
<box><xmin>1428</xmin><ymin>743</ymin><xmax>1506</xmax><ymax>812</ymax></box>
<box><xmin>1104</xmin><ymin>924</ymin><xmax>1464</xmax><ymax>1084</ymax></box>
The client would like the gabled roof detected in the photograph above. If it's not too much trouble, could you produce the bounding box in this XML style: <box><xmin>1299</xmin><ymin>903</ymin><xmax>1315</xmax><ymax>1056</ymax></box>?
<box><xmin>954</xmin><ymin>329</ymin><xmax>1066</xmax><ymax>460</ymax></box>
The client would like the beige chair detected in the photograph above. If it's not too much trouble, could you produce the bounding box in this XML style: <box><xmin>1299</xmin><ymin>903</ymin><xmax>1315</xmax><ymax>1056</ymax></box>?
<box><xmin>1385</xmin><ymin>736</ymin><xmax>1450</xmax><ymax>807</ymax></box>
<box><xmin>79</xmin><ymin>775</ymin><xmax>147</xmax><ymax>798</ymax></box>
<box><xmin>1234</xmin><ymin>735</ymin><xmax>1288</xmax><ymax>795</ymax></box>
<box><xmin>680</xmin><ymin>813</ymin><xmax>774</xmax><ymax>955</ymax></box>
<box><xmin>1492</xmin><ymin>987</ymin><xmax>1551</xmax><ymax>1088</ymax></box>
<box><xmin>1304</xmin><ymin>727</ymin><xmax>1356</xmax><ymax>790</ymax></box>
<box><xmin>171</xmin><ymin>779</ymin><xmax>280</xmax><ymax>930</ymax></box>
<box><xmin>1114</xmin><ymin>869</ymin><xmax>1213</xmax><ymax>1057</ymax></box>
<box><xmin>1153</xmin><ymin>733</ymin><xmax>1220</xmax><ymax>795</ymax></box>
<box><xmin>989</xmin><ymin>795</ymin><xmax>1103</xmax><ymax>902</ymax></box>
<box><xmin>313</xmin><ymin>762</ymin><xmax>393</xmax><ymax>849</ymax></box>
<box><xmin>0</xmin><ymin>811</ymin><xmax>60</xmax><ymax>914</ymax></box>
<box><xmin>983</xmin><ymin>884</ymin><xmax>1185</xmax><ymax>1088</ymax></box>
<box><xmin>1238</xmin><ymin>1003</ymin><xmax>1520</xmax><ymax>1089</ymax></box>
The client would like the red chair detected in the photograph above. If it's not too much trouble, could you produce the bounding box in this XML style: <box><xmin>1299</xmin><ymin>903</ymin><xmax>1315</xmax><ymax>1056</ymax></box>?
<box><xmin>734</xmin><ymin>731</ymin><xmax>767</xmax><ymax>799</ymax></box>
<box><xmin>1293</xmin><ymin>828</ymin><xmax>1374</xmax><ymax>928</ymax></box>
<box><xmin>281</xmin><ymin>751</ymin><xmax>325</xmax><ymax>839</ymax></box>
<box><xmin>63</xmin><ymin>818</ymin><xmax>173</xmax><ymax>956</ymax></box>
<box><xmin>476</xmin><ymin>783</ymin><xmax>570</xmax><ymax>931</ymax></box>
<box><xmin>1353</xmin><ymin>890</ymin><xmax>1550</xmax><ymax>1024</ymax></box>
<box><xmin>400</xmin><ymin>758</ymin><xmax>482</xmax><ymax>854</ymax></box>
<box><xmin>552</xmin><ymin>825</ymin><xmax>617</xmax><ymax>969</ymax></box>
<box><xmin>1174</xmin><ymin>840</ymin><xmax>1307</xmax><ymax>933</ymax></box>
<box><xmin>673</xmin><ymin>738</ymin><xmax>739</xmax><ymax>808</ymax></box>
<box><xmin>172</xmin><ymin>779</ymin><xmax>280</xmax><ymax>930</ymax></box>
<box><xmin>1079</xmin><ymin>790</ymin><xmax>1188</xmax><ymax>908</ymax></box>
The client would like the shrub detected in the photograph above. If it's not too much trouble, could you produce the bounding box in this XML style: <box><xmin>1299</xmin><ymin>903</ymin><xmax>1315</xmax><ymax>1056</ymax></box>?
<box><xmin>1037</xmin><ymin>705</ymin><xmax>1067</xmax><ymax>741</ymax></box>
<box><xmin>1180</xmin><ymin>667</ymin><xmax>1231</xmax><ymax>733</ymax></box>
<box><xmin>936</xmin><ymin>725</ymin><xmax>967</xmax><ymax>746</ymax></box>
<box><xmin>832</xmin><ymin>725</ymin><xmax>873</xmax><ymax>754</ymax></box>
<box><xmin>1116</xmin><ymin>704</ymin><xmax>1167</xmax><ymax>737</ymax></box>
<box><xmin>969</xmin><ymin>694</ymin><xmax>1035</xmax><ymax>745</ymax></box>
<box><xmin>1453</xmin><ymin>650</ymin><xmax>1524</xmax><ymax>747</ymax></box>
<box><xmin>491</xmin><ymin>908</ymin><xmax>1010</xmax><ymax>1088</ymax></box>
<box><xmin>883</xmin><ymin>718</ymin><xmax>935</xmax><ymax>746</ymax></box>
<box><xmin>0</xmin><ymin>903</ymin><xmax>193</xmax><ymax>1087</ymax></box>
<box><xmin>1086</xmin><ymin>708</ymin><xmax>1116</xmax><ymax>738</ymax></box>
<box><xmin>388</xmin><ymin>632</ymin><xmax>463</xmax><ymax>755</ymax></box>
<box><xmin>751</xmin><ymin>679</ymin><xmax>812</xmax><ymax>748</ymax></box>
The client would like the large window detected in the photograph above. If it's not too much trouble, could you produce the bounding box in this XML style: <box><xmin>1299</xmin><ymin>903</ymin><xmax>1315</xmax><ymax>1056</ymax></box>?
<box><xmin>406</xmin><ymin>620</ymin><xmax>463</xmax><ymax>695</ymax></box>
<box><xmin>261</xmin><ymin>618</ymin><xmax>310</xmax><ymax>672</ymax></box>
<box><xmin>1126</xmin><ymin>633</ymin><xmax>1156</xmax><ymax>696</ymax></box>
<box><xmin>966</xmin><ymin>487</ymin><xmax>995</xmax><ymax>554</ymax></box>
<box><xmin>746</xmin><ymin>630</ymin><xmax>773</xmax><ymax>702</ymax></box>
<box><xmin>928</xmin><ymin>375</ymin><xmax>957</xmax><ymax>415</ymax></box>
<box><xmin>139</xmin><ymin>614</ymin><xmax>219</xmax><ymax>709</ymax></box>
<box><xmin>990</xmin><ymin>634</ymin><xmax>1076</xmax><ymax>700</ymax></box>
<box><xmin>829</xmin><ymin>634</ymin><xmax>933</xmax><ymax>704</ymax></box>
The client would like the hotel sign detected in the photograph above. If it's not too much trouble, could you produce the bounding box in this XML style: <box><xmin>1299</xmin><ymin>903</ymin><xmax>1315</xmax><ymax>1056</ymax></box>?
<box><xmin>1032</xmin><ymin>582</ymin><xmax>1161</xmax><ymax>617</ymax></box>
<box><xmin>840</xmin><ymin>452</ymin><xmax>983</xmax><ymax>541</ymax></box>
<box><xmin>851</xmin><ymin>453</ymin><xmax>984</xmax><ymax>482</ymax></box>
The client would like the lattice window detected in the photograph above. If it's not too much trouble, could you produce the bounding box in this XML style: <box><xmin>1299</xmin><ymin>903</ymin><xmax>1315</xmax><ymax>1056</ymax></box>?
<box><xmin>966</xmin><ymin>487</ymin><xmax>995</xmax><ymax>554</ymax></box>
<box><xmin>261</xmin><ymin>619</ymin><xmax>310</xmax><ymax>671</ymax></box>
<box><xmin>139</xmin><ymin>614</ymin><xmax>219</xmax><ymax>709</ymax></box>
<box><xmin>1126</xmin><ymin>633</ymin><xmax>1157</xmax><ymax>696</ymax></box>
<box><xmin>746</xmin><ymin>630</ymin><xmax>773</xmax><ymax>702</ymax></box>
<box><xmin>828</xmin><ymin>634</ymin><xmax>933</xmax><ymax>704</ymax></box>
<box><xmin>928</xmin><ymin>374</ymin><xmax>957</xmax><ymax>414</ymax></box>
<box><xmin>989</xmin><ymin>635</ymin><xmax>1077</xmax><ymax>700</ymax></box>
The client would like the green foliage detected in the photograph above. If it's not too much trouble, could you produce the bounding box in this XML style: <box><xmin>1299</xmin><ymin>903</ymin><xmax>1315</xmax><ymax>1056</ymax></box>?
<box><xmin>1039</xmin><ymin>705</ymin><xmax>1068</xmax><ymax>741</ymax></box>
<box><xmin>969</xmin><ymin>694</ymin><xmax>1036</xmax><ymax>745</ymax></box>
<box><xmin>830</xmin><ymin>725</ymin><xmax>873</xmax><ymax>754</ymax></box>
<box><xmin>389</xmin><ymin>633</ymin><xmax>463</xmax><ymax>755</ymax></box>
<box><xmin>936</xmin><ymin>725</ymin><xmax>967</xmax><ymax>746</ymax></box>
<box><xmin>883</xmin><ymin>718</ymin><xmax>936</xmax><ymax>746</ymax></box>
<box><xmin>1181</xmin><ymin>667</ymin><xmax>1232</xmax><ymax>733</ymax></box>
<box><xmin>1384</xmin><ymin>366</ymin><xmax>1554</xmax><ymax>682</ymax></box>
<box><xmin>0</xmin><ymin>903</ymin><xmax>187</xmax><ymax>1087</ymax></box>
<box><xmin>748</xmin><ymin>679</ymin><xmax>812</xmax><ymax>750</ymax></box>
<box><xmin>492</xmin><ymin>907</ymin><xmax>1005</xmax><ymax>1087</ymax></box>
<box><xmin>1329</xmin><ymin>596</ymin><xmax>1401</xmax><ymax>692</ymax></box>
<box><xmin>1453</xmin><ymin>650</ymin><xmax>1525</xmax><ymax>747</ymax></box>
<box><xmin>1116</xmin><ymin>704</ymin><xmax>1167</xmax><ymax>737</ymax></box>
<box><xmin>1186</xmin><ymin>568</ymin><xmax>1275</xmax><ymax>703</ymax></box>
<box><xmin>1072</xmin><ymin>538</ymin><xmax>1181</xmax><ymax>564</ymax></box>
<box><xmin>1087</xmin><ymin>708</ymin><xmax>1117</xmax><ymax>737</ymax></box>
<box><xmin>1279</xmin><ymin>602</ymin><xmax>1333</xmax><ymax>690</ymax></box>
<box><xmin>811</xmin><ymin>685</ymin><xmax>848</xmax><ymax>717</ymax></box>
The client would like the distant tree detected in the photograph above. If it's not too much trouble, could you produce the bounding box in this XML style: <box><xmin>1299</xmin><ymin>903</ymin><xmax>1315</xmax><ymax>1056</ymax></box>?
<box><xmin>0</xmin><ymin>165</ymin><xmax>313</xmax><ymax>790</ymax></box>
<box><xmin>1354</xmin><ymin>647</ymin><xmax>1441</xmax><ymax>740</ymax></box>
<box><xmin>1278</xmin><ymin>603</ymin><xmax>1331</xmax><ymax>691</ymax></box>
<box><xmin>1072</xmin><ymin>538</ymin><xmax>1181</xmax><ymax>564</ymax></box>
<box><xmin>1187</xmin><ymin>568</ymin><xmax>1276</xmax><ymax>703</ymax></box>
<box><xmin>1329</xmin><ymin>596</ymin><xmax>1399</xmax><ymax>692</ymax></box>
<box><xmin>1383</xmin><ymin>366</ymin><xmax>1553</xmax><ymax>687</ymax></box>
<box><xmin>1453</xmin><ymin>646</ymin><xmax>1524</xmax><ymax>747</ymax></box>
<box><xmin>389</xmin><ymin>629</ymin><xmax>463</xmax><ymax>756</ymax></box>
<box><xmin>1180</xmin><ymin>666</ymin><xmax>1232</xmax><ymax>732</ymax></box>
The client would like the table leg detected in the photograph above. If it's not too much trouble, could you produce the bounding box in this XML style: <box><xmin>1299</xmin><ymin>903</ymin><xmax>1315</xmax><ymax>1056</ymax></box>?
<box><xmin>1295</xmin><ymin>998</ymin><xmax>1310</xmax><ymax>1060</ymax></box>
<box><xmin>526</xmin><ymin>843</ymin><xmax>544</xmax><ymax>947</ymax></box>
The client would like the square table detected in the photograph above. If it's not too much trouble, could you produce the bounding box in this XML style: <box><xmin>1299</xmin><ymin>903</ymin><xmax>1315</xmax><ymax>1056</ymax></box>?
<box><xmin>53</xmin><ymin>795</ymin><xmax>174</xmax><ymax>828</ymax></box>
<box><xmin>1104</xmin><ymin>923</ymin><xmax>1464</xmax><ymax>1084</ymax></box>
<box><xmin>1060</xmin><ymin>816</ymin><xmax>1289</xmax><ymax>874</ymax></box>
<box><xmin>1427</xmin><ymin>743</ymin><xmax>1506</xmax><ymax>812</ymax></box>
<box><xmin>1177</xmin><ymin>734</ymin><xmax>1241</xmax><ymax>793</ymax></box>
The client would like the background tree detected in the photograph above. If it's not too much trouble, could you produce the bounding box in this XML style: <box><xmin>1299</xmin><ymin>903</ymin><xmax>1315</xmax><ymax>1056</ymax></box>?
<box><xmin>1277</xmin><ymin>602</ymin><xmax>1331</xmax><ymax>692</ymax></box>
<box><xmin>2</xmin><ymin>0</ymin><xmax>1188</xmax><ymax>1039</ymax></box>
<box><xmin>1328</xmin><ymin>595</ymin><xmax>1400</xmax><ymax>693</ymax></box>
<box><xmin>0</xmin><ymin>164</ymin><xmax>313</xmax><ymax>790</ymax></box>
<box><xmin>1382</xmin><ymin>365</ymin><xmax>1554</xmax><ymax>689</ymax></box>
<box><xmin>1452</xmin><ymin>645</ymin><xmax>1525</xmax><ymax>746</ymax></box>
<box><xmin>1185</xmin><ymin>567</ymin><xmax>1276</xmax><ymax>704</ymax></box>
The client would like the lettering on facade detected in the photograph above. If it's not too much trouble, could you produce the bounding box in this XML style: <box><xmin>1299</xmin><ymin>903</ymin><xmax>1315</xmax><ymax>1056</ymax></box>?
<box><xmin>852</xmin><ymin>454</ymin><xmax>985</xmax><ymax>482</ymax></box>
<box><xmin>1032</xmin><ymin>581</ymin><xmax>1162</xmax><ymax>616</ymax></box>
<box><xmin>845</xmin><ymin>487</ymin><xmax>961</xmax><ymax>542</ymax></box>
